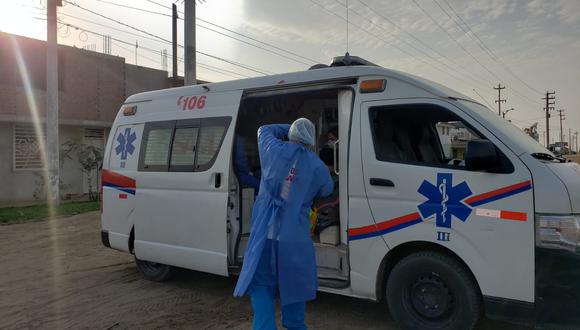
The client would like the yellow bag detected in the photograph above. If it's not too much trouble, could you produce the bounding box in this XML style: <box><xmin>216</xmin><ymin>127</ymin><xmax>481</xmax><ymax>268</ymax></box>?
<box><xmin>309</xmin><ymin>207</ymin><xmax>318</xmax><ymax>235</ymax></box>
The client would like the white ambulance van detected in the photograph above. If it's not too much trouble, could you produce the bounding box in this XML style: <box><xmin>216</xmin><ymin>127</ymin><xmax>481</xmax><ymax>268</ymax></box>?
<box><xmin>101</xmin><ymin>56</ymin><xmax>580</xmax><ymax>329</ymax></box>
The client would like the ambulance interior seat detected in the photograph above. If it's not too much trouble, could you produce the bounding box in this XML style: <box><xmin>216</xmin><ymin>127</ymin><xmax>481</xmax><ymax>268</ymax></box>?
<box><xmin>373</xmin><ymin>117</ymin><xmax>416</xmax><ymax>162</ymax></box>
<box><xmin>416</xmin><ymin>125</ymin><xmax>443</xmax><ymax>163</ymax></box>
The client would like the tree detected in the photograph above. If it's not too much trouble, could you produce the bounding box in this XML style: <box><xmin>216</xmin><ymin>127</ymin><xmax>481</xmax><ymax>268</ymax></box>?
<box><xmin>62</xmin><ymin>140</ymin><xmax>103</xmax><ymax>201</ymax></box>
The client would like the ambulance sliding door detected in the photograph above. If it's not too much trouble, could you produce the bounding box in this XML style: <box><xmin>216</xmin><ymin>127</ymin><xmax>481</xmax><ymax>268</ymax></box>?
<box><xmin>134</xmin><ymin>90</ymin><xmax>241</xmax><ymax>276</ymax></box>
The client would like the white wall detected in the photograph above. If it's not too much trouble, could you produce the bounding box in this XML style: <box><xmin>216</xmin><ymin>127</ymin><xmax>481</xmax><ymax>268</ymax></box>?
<box><xmin>0</xmin><ymin>123</ymin><xmax>90</xmax><ymax>205</ymax></box>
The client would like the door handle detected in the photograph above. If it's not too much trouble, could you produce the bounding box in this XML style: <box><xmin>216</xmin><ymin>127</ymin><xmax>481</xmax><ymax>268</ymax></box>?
<box><xmin>214</xmin><ymin>173</ymin><xmax>222</xmax><ymax>188</ymax></box>
<box><xmin>370</xmin><ymin>178</ymin><xmax>394</xmax><ymax>187</ymax></box>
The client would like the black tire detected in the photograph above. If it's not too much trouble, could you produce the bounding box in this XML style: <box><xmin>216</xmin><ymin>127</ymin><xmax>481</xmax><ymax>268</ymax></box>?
<box><xmin>386</xmin><ymin>251</ymin><xmax>481</xmax><ymax>330</ymax></box>
<box><xmin>135</xmin><ymin>257</ymin><xmax>176</xmax><ymax>282</ymax></box>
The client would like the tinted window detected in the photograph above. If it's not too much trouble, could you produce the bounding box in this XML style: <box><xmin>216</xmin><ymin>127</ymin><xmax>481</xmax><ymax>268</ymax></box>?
<box><xmin>197</xmin><ymin>125</ymin><xmax>226</xmax><ymax>169</ymax></box>
<box><xmin>170</xmin><ymin>127</ymin><xmax>198</xmax><ymax>168</ymax></box>
<box><xmin>369</xmin><ymin>104</ymin><xmax>510</xmax><ymax>171</ymax></box>
<box><xmin>143</xmin><ymin>126</ymin><xmax>172</xmax><ymax>170</ymax></box>
<box><xmin>139</xmin><ymin>117</ymin><xmax>231</xmax><ymax>172</ymax></box>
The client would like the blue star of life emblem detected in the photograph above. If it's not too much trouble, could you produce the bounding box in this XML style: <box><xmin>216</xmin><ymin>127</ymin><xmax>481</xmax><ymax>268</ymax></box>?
<box><xmin>417</xmin><ymin>173</ymin><xmax>473</xmax><ymax>228</ymax></box>
<box><xmin>115</xmin><ymin>128</ymin><xmax>137</xmax><ymax>160</ymax></box>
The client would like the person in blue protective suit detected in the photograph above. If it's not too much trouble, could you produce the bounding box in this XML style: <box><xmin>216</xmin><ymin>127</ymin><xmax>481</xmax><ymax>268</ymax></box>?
<box><xmin>234</xmin><ymin>136</ymin><xmax>261</xmax><ymax>193</ymax></box>
<box><xmin>234</xmin><ymin>118</ymin><xmax>334</xmax><ymax>330</ymax></box>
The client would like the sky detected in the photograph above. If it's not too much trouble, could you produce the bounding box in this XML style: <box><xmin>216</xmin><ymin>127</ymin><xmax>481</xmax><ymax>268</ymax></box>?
<box><xmin>1</xmin><ymin>0</ymin><xmax>579</xmax><ymax>147</ymax></box>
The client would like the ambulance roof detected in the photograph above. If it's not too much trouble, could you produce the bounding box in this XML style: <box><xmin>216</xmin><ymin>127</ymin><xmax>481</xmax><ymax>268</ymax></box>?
<box><xmin>125</xmin><ymin>65</ymin><xmax>475</xmax><ymax>104</ymax></box>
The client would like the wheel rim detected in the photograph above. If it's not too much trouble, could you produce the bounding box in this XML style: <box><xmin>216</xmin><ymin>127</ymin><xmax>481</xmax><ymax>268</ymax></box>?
<box><xmin>406</xmin><ymin>273</ymin><xmax>454</xmax><ymax>320</ymax></box>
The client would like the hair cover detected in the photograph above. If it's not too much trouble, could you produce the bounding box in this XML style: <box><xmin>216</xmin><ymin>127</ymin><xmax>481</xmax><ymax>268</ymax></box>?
<box><xmin>288</xmin><ymin>118</ymin><xmax>315</xmax><ymax>146</ymax></box>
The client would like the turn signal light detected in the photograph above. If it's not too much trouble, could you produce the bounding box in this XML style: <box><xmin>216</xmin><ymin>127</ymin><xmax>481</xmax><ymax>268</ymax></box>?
<box><xmin>360</xmin><ymin>79</ymin><xmax>386</xmax><ymax>93</ymax></box>
<box><xmin>123</xmin><ymin>105</ymin><xmax>137</xmax><ymax>116</ymax></box>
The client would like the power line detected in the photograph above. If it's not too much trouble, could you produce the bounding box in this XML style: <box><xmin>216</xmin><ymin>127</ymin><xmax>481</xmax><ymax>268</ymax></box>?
<box><xmin>144</xmin><ymin>0</ymin><xmax>322</xmax><ymax>64</ymax></box>
<box><xmin>410</xmin><ymin>0</ymin><xmax>541</xmax><ymax>109</ymax></box>
<box><xmin>63</xmin><ymin>1</ymin><xmax>273</xmax><ymax>75</ymax></box>
<box><xmin>95</xmin><ymin>0</ymin><xmax>317</xmax><ymax>66</ymax></box>
<box><xmin>430</xmin><ymin>0</ymin><xmax>542</xmax><ymax>107</ymax></box>
<box><xmin>54</xmin><ymin>12</ymin><xmax>251</xmax><ymax>79</ymax></box>
<box><xmin>439</xmin><ymin>0</ymin><xmax>543</xmax><ymax>96</ymax></box>
<box><xmin>53</xmin><ymin>18</ymin><xmax>250</xmax><ymax>79</ymax></box>
<box><xmin>310</xmin><ymin>0</ymin><xmax>494</xmax><ymax>92</ymax></box>
<box><xmin>472</xmin><ymin>88</ymin><xmax>494</xmax><ymax>109</ymax></box>
<box><xmin>352</xmin><ymin>0</ymin><xmax>499</xmax><ymax>90</ymax></box>
<box><xmin>96</xmin><ymin>0</ymin><xmax>171</xmax><ymax>17</ymax></box>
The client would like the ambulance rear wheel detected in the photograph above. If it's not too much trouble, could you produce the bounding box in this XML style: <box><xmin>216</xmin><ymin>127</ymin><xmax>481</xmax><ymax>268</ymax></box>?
<box><xmin>386</xmin><ymin>251</ymin><xmax>481</xmax><ymax>330</ymax></box>
<box><xmin>135</xmin><ymin>257</ymin><xmax>175</xmax><ymax>282</ymax></box>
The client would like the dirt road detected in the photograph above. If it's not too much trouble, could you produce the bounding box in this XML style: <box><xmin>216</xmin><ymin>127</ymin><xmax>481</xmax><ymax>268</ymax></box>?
<box><xmin>0</xmin><ymin>212</ymin><xmax>526</xmax><ymax>329</ymax></box>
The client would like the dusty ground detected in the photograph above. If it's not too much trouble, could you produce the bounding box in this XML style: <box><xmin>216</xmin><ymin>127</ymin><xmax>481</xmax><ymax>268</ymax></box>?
<box><xmin>0</xmin><ymin>212</ymin><xmax>531</xmax><ymax>329</ymax></box>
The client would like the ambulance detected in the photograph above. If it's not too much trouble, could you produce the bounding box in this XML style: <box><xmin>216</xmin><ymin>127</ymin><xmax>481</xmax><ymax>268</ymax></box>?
<box><xmin>101</xmin><ymin>55</ymin><xmax>580</xmax><ymax>329</ymax></box>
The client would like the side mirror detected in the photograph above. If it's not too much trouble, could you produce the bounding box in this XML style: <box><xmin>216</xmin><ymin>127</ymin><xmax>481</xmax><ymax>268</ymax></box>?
<box><xmin>465</xmin><ymin>139</ymin><xmax>498</xmax><ymax>171</ymax></box>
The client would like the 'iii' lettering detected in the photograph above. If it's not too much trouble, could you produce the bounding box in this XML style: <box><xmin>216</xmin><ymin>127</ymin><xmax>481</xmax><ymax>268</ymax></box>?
<box><xmin>437</xmin><ymin>231</ymin><xmax>451</xmax><ymax>241</ymax></box>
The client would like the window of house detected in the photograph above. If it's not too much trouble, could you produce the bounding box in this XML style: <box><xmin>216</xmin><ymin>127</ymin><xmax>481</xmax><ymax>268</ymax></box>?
<box><xmin>13</xmin><ymin>125</ymin><xmax>44</xmax><ymax>170</ymax></box>
<box><xmin>369</xmin><ymin>104</ymin><xmax>489</xmax><ymax>169</ymax></box>
<box><xmin>139</xmin><ymin>117</ymin><xmax>230</xmax><ymax>172</ymax></box>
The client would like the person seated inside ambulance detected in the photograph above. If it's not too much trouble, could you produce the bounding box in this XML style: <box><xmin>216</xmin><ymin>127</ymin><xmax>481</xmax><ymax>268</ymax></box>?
<box><xmin>321</xmin><ymin>126</ymin><xmax>338</xmax><ymax>149</ymax></box>
<box><xmin>234</xmin><ymin>136</ymin><xmax>261</xmax><ymax>194</ymax></box>
<box><xmin>313</xmin><ymin>147</ymin><xmax>339</xmax><ymax>235</ymax></box>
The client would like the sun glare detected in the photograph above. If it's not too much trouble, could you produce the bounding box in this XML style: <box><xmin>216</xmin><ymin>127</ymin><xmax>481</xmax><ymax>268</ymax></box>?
<box><xmin>0</xmin><ymin>1</ymin><xmax>46</xmax><ymax>39</ymax></box>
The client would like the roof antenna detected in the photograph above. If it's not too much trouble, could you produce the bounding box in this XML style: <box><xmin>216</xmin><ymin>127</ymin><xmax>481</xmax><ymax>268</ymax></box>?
<box><xmin>345</xmin><ymin>0</ymin><xmax>349</xmax><ymax>56</ymax></box>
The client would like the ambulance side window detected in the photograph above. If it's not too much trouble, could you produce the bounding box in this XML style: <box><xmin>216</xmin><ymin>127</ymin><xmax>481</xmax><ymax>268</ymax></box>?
<box><xmin>141</xmin><ymin>122</ymin><xmax>173</xmax><ymax>171</ymax></box>
<box><xmin>195</xmin><ymin>117</ymin><xmax>231</xmax><ymax>172</ymax></box>
<box><xmin>369</xmin><ymin>104</ymin><xmax>512</xmax><ymax>171</ymax></box>
<box><xmin>169</xmin><ymin>127</ymin><xmax>199</xmax><ymax>170</ymax></box>
<box><xmin>139</xmin><ymin>117</ymin><xmax>231</xmax><ymax>172</ymax></box>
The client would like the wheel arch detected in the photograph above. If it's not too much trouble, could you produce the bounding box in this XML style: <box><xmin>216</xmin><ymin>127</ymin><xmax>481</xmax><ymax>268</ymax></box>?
<box><xmin>375</xmin><ymin>240</ymin><xmax>482</xmax><ymax>302</ymax></box>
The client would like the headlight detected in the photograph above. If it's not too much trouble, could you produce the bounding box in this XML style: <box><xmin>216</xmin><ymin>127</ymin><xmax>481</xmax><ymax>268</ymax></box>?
<box><xmin>536</xmin><ymin>214</ymin><xmax>580</xmax><ymax>254</ymax></box>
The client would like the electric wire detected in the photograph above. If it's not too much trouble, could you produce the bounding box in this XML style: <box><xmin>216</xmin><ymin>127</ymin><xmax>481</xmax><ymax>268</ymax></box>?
<box><xmin>63</xmin><ymin>1</ymin><xmax>273</xmax><ymax>75</ymax></box>
<box><xmin>331</xmin><ymin>0</ymin><xmax>498</xmax><ymax>94</ymax></box>
<box><xmin>439</xmin><ymin>0</ymin><xmax>543</xmax><ymax>96</ymax></box>
<box><xmin>410</xmin><ymin>0</ymin><xmax>541</xmax><ymax>109</ymax></box>
<box><xmin>352</xmin><ymin>0</ymin><xmax>505</xmax><ymax>92</ymax></box>
<box><xmin>430</xmin><ymin>0</ymin><xmax>542</xmax><ymax>107</ymax></box>
<box><xmin>309</xmin><ymin>0</ymin><xmax>494</xmax><ymax>93</ymax></box>
<box><xmin>144</xmin><ymin>0</ymin><xmax>322</xmax><ymax>64</ymax></box>
<box><xmin>51</xmin><ymin>18</ymin><xmax>250</xmax><ymax>79</ymax></box>
<box><xmin>94</xmin><ymin>0</ymin><xmax>316</xmax><ymax>66</ymax></box>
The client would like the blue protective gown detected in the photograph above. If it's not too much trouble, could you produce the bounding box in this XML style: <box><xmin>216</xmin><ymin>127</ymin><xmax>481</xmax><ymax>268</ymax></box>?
<box><xmin>234</xmin><ymin>124</ymin><xmax>334</xmax><ymax>306</ymax></box>
<box><xmin>234</xmin><ymin>136</ymin><xmax>261</xmax><ymax>192</ymax></box>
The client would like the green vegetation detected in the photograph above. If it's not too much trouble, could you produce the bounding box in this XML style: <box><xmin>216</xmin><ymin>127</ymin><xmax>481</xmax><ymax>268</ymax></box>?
<box><xmin>0</xmin><ymin>201</ymin><xmax>99</xmax><ymax>225</ymax></box>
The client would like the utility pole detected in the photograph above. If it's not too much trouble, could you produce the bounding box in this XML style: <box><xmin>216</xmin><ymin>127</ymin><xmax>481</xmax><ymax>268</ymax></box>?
<box><xmin>172</xmin><ymin>3</ymin><xmax>178</xmax><ymax>80</ymax></box>
<box><xmin>47</xmin><ymin>0</ymin><xmax>62</xmax><ymax>204</ymax></box>
<box><xmin>494</xmin><ymin>84</ymin><xmax>506</xmax><ymax>116</ymax></box>
<box><xmin>575</xmin><ymin>132</ymin><xmax>579</xmax><ymax>153</ymax></box>
<box><xmin>569</xmin><ymin>127</ymin><xmax>572</xmax><ymax>149</ymax></box>
<box><xmin>542</xmin><ymin>91</ymin><xmax>556</xmax><ymax>147</ymax></box>
<box><xmin>557</xmin><ymin>109</ymin><xmax>565</xmax><ymax>143</ymax></box>
<box><xmin>135</xmin><ymin>40</ymin><xmax>138</xmax><ymax>65</ymax></box>
<box><xmin>184</xmin><ymin>0</ymin><xmax>196</xmax><ymax>85</ymax></box>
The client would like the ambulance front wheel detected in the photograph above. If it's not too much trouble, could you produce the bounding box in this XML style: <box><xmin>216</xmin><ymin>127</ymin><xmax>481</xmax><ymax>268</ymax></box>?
<box><xmin>135</xmin><ymin>257</ymin><xmax>176</xmax><ymax>282</ymax></box>
<box><xmin>386</xmin><ymin>251</ymin><xmax>481</xmax><ymax>330</ymax></box>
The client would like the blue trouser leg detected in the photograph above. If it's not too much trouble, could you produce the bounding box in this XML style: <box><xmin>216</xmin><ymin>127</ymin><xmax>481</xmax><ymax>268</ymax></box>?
<box><xmin>251</xmin><ymin>285</ymin><xmax>277</xmax><ymax>330</ymax></box>
<box><xmin>281</xmin><ymin>301</ymin><xmax>306</xmax><ymax>330</ymax></box>
<box><xmin>251</xmin><ymin>240</ymin><xmax>277</xmax><ymax>330</ymax></box>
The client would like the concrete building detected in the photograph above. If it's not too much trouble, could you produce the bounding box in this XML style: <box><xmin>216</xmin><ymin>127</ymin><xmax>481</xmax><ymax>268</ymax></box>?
<box><xmin>0</xmin><ymin>32</ymin><xmax>180</xmax><ymax>205</ymax></box>
<box><xmin>436</xmin><ymin>122</ymin><xmax>476</xmax><ymax>160</ymax></box>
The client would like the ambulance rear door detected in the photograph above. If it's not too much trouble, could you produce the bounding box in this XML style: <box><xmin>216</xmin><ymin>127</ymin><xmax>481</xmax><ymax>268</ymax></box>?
<box><xmin>134</xmin><ymin>90</ymin><xmax>241</xmax><ymax>276</ymax></box>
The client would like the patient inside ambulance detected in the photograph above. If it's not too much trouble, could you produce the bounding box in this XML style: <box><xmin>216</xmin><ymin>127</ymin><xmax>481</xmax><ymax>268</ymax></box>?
<box><xmin>233</xmin><ymin>90</ymin><xmax>341</xmax><ymax>247</ymax></box>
